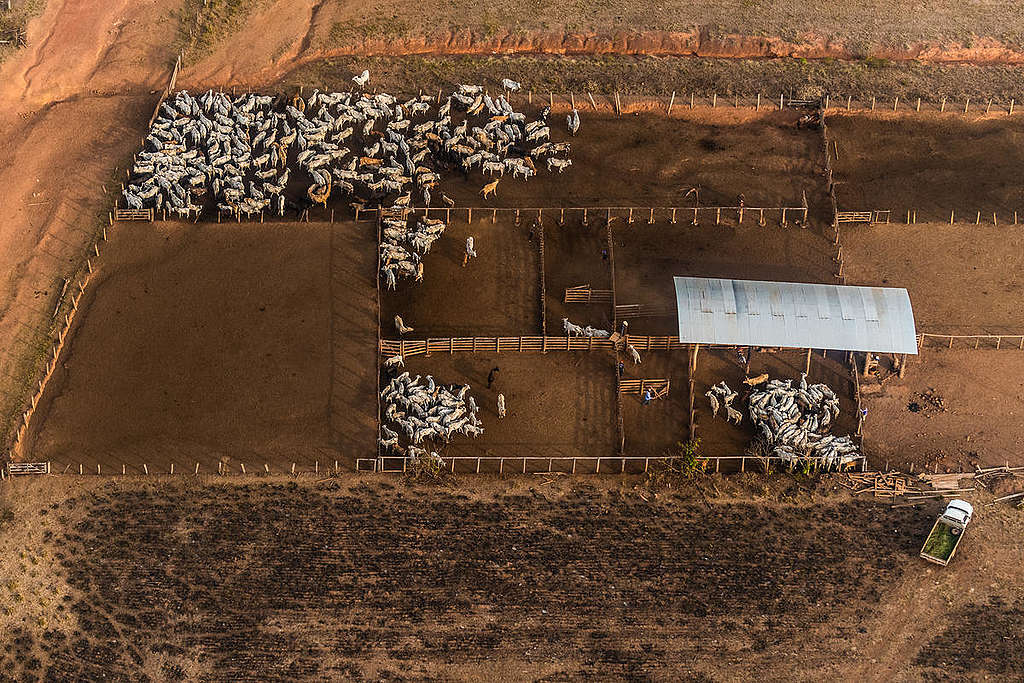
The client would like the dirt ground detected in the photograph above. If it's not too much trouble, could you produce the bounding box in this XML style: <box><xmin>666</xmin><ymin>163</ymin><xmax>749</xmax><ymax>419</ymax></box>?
<box><xmin>382</xmin><ymin>216</ymin><xmax>540</xmax><ymax>338</ymax></box>
<box><xmin>2</xmin><ymin>475</ymin><xmax>1023</xmax><ymax>681</ymax></box>
<box><xmin>842</xmin><ymin>221</ymin><xmax>1024</xmax><ymax>334</ymax></box>
<box><xmin>391</xmin><ymin>353</ymin><xmax>617</xmax><ymax>470</ymax></box>
<box><xmin>862</xmin><ymin>350</ymin><xmax>1024</xmax><ymax>472</ymax></box>
<box><xmin>621</xmin><ymin>347</ymin><xmax>858</xmax><ymax>464</ymax></box>
<box><xmin>828</xmin><ymin>112</ymin><xmax>1024</xmax><ymax>217</ymax></box>
<box><xmin>25</xmin><ymin>219</ymin><xmax>377</xmax><ymax>472</ymax></box>
<box><xmin>417</xmin><ymin>109</ymin><xmax>826</xmax><ymax>213</ymax></box>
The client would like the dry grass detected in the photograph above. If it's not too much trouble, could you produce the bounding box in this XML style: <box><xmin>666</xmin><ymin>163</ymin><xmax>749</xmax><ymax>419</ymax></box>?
<box><xmin>284</xmin><ymin>54</ymin><xmax>1024</xmax><ymax>100</ymax></box>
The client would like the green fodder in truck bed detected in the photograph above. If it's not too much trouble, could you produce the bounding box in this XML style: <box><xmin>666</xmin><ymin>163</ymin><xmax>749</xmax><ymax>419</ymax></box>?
<box><xmin>921</xmin><ymin>522</ymin><xmax>959</xmax><ymax>559</ymax></box>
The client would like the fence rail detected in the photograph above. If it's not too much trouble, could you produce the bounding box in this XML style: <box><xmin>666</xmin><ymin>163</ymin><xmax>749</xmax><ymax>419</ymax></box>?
<box><xmin>615</xmin><ymin>303</ymin><xmax>675</xmax><ymax>319</ymax></box>
<box><xmin>356</xmin><ymin>204</ymin><xmax>809</xmax><ymax>226</ymax></box>
<box><xmin>360</xmin><ymin>453</ymin><xmax>866</xmax><ymax>474</ymax></box>
<box><xmin>564</xmin><ymin>285</ymin><xmax>613</xmax><ymax>304</ymax></box>
<box><xmin>619</xmin><ymin>378</ymin><xmax>670</xmax><ymax>396</ymax></box>
<box><xmin>380</xmin><ymin>336</ymin><xmax>616</xmax><ymax>357</ymax></box>
<box><xmin>835</xmin><ymin>211</ymin><xmax>873</xmax><ymax>223</ymax></box>
<box><xmin>5</xmin><ymin>462</ymin><xmax>50</xmax><ymax>476</ymax></box>
<box><xmin>918</xmin><ymin>333</ymin><xmax>1024</xmax><ymax>350</ymax></box>
<box><xmin>114</xmin><ymin>208</ymin><xmax>154</xmax><ymax>222</ymax></box>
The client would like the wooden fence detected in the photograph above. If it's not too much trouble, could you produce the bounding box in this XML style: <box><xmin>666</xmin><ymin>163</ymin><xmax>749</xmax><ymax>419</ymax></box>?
<box><xmin>4</xmin><ymin>462</ymin><xmax>50</xmax><ymax>477</ymax></box>
<box><xmin>538</xmin><ymin>222</ymin><xmax>547</xmax><ymax>335</ymax></box>
<box><xmin>147</xmin><ymin>53</ymin><xmax>181</xmax><ymax>130</ymax></box>
<box><xmin>114</xmin><ymin>208</ymin><xmax>154</xmax><ymax>222</ymax></box>
<box><xmin>918</xmin><ymin>333</ymin><xmax>1024</xmax><ymax>350</ymax></box>
<box><xmin>7</xmin><ymin>233</ymin><xmax>104</xmax><ymax>461</ymax></box>
<box><xmin>564</xmin><ymin>285</ymin><xmax>613</xmax><ymax>304</ymax></box>
<box><xmin>380</xmin><ymin>336</ymin><xmax>616</xmax><ymax>357</ymax></box>
<box><xmin>615</xmin><ymin>303</ymin><xmax>675</xmax><ymax>319</ymax></box>
<box><xmin>355</xmin><ymin>204</ymin><xmax>809</xmax><ymax>227</ymax></box>
<box><xmin>619</xmin><ymin>378</ymin><xmax>670</xmax><ymax>397</ymax></box>
<box><xmin>361</xmin><ymin>452</ymin><xmax>867</xmax><ymax>475</ymax></box>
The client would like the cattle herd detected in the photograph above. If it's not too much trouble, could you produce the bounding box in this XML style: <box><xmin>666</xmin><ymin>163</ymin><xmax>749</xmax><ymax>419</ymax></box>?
<box><xmin>709</xmin><ymin>375</ymin><xmax>861</xmax><ymax>468</ymax></box>
<box><xmin>379</xmin><ymin>371</ymin><xmax>484</xmax><ymax>457</ymax></box>
<box><xmin>123</xmin><ymin>77</ymin><xmax>576</xmax><ymax>222</ymax></box>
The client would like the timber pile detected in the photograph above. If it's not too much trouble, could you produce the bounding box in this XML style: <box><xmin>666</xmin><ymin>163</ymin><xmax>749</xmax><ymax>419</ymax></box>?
<box><xmin>836</xmin><ymin>472</ymin><xmax>973</xmax><ymax>505</ymax></box>
<box><xmin>971</xmin><ymin>465</ymin><xmax>1024</xmax><ymax>506</ymax></box>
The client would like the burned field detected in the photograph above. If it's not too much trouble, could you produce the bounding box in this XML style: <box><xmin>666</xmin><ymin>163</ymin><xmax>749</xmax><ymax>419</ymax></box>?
<box><xmin>915</xmin><ymin>599</ymin><xmax>1024</xmax><ymax>675</ymax></box>
<box><xmin>26</xmin><ymin>220</ymin><xmax>378</xmax><ymax>472</ymax></box>
<box><xmin>0</xmin><ymin>479</ymin><xmax>936</xmax><ymax>681</ymax></box>
<box><xmin>827</xmin><ymin>112</ymin><xmax>1024</xmax><ymax>218</ymax></box>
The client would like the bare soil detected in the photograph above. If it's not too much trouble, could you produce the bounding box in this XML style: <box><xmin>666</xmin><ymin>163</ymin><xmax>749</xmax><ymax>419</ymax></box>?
<box><xmin>392</xmin><ymin>352</ymin><xmax>618</xmax><ymax>469</ymax></box>
<box><xmin>382</xmin><ymin>216</ymin><xmax>541</xmax><ymax>338</ymax></box>
<box><xmin>283</xmin><ymin>54</ymin><xmax>1024</xmax><ymax>102</ymax></box>
<box><xmin>861</xmin><ymin>350</ymin><xmax>1024</xmax><ymax>472</ymax></box>
<box><xmin>621</xmin><ymin>347</ymin><xmax>858</xmax><ymax>463</ymax></box>
<box><xmin>184</xmin><ymin>0</ymin><xmax>1024</xmax><ymax>88</ymax></box>
<box><xmin>25</xmin><ymin>220</ymin><xmax>378</xmax><ymax>472</ymax></box>
<box><xmin>843</xmin><ymin>221</ymin><xmax>1024</xmax><ymax>334</ymax></box>
<box><xmin>426</xmin><ymin>109</ymin><xmax>825</xmax><ymax>211</ymax></box>
<box><xmin>828</xmin><ymin>112</ymin><xmax>1024</xmax><ymax>217</ymax></box>
<box><xmin>613</xmin><ymin>220</ymin><xmax>838</xmax><ymax>337</ymax></box>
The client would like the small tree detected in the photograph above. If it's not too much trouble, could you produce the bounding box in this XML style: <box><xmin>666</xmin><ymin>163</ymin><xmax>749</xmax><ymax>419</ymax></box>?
<box><xmin>674</xmin><ymin>438</ymin><xmax>707</xmax><ymax>478</ymax></box>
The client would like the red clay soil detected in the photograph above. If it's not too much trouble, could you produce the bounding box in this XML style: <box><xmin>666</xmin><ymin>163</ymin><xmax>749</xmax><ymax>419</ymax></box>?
<box><xmin>0</xmin><ymin>0</ymin><xmax>181</xmax><ymax>448</ymax></box>
<box><xmin>182</xmin><ymin>0</ymin><xmax>1024</xmax><ymax>87</ymax></box>
<box><xmin>25</xmin><ymin>220</ymin><xmax>377</xmax><ymax>472</ymax></box>
<box><xmin>827</xmin><ymin>112</ymin><xmax>1024</xmax><ymax>218</ymax></box>
<box><xmin>862</xmin><ymin>349</ymin><xmax>1024</xmax><ymax>472</ymax></box>
<box><xmin>842</xmin><ymin>221</ymin><xmax>1024</xmax><ymax>334</ymax></box>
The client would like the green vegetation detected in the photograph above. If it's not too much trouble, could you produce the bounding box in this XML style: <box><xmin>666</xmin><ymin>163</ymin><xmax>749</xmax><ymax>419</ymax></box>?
<box><xmin>921</xmin><ymin>521</ymin><xmax>960</xmax><ymax>560</ymax></box>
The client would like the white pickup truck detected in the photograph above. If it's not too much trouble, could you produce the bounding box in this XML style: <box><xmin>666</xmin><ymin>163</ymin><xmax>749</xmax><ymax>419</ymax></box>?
<box><xmin>920</xmin><ymin>499</ymin><xmax>973</xmax><ymax>566</ymax></box>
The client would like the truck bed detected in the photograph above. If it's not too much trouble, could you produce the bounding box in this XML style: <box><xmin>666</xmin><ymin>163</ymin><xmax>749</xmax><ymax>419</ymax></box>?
<box><xmin>921</xmin><ymin>520</ymin><xmax>962</xmax><ymax>565</ymax></box>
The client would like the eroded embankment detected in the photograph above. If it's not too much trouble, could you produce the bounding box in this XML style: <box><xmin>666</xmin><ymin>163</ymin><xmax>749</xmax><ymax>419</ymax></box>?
<box><xmin>292</xmin><ymin>29</ymin><xmax>1024</xmax><ymax>65</ymax></box>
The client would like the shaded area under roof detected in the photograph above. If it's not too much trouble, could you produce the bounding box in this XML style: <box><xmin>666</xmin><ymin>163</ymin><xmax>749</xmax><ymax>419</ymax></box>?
<box><xmin>673</xmin><ymin>277</ymin><xmax>918</xmax><ymax>354</ymax></box>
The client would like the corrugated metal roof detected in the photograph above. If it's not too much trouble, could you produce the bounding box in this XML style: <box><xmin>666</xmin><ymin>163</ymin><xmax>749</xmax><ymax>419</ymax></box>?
<box><xmin>673</xmin><ymin>277</ymin><xmax>918</xmax><ymax>354</ymax></box>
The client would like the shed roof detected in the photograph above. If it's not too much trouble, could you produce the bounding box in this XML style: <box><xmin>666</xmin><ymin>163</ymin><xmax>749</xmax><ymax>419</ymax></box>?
<box><xmin>673</xmin><ymin>277</ymin><xmax>918</xmax><ymax>354</ymax></box>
